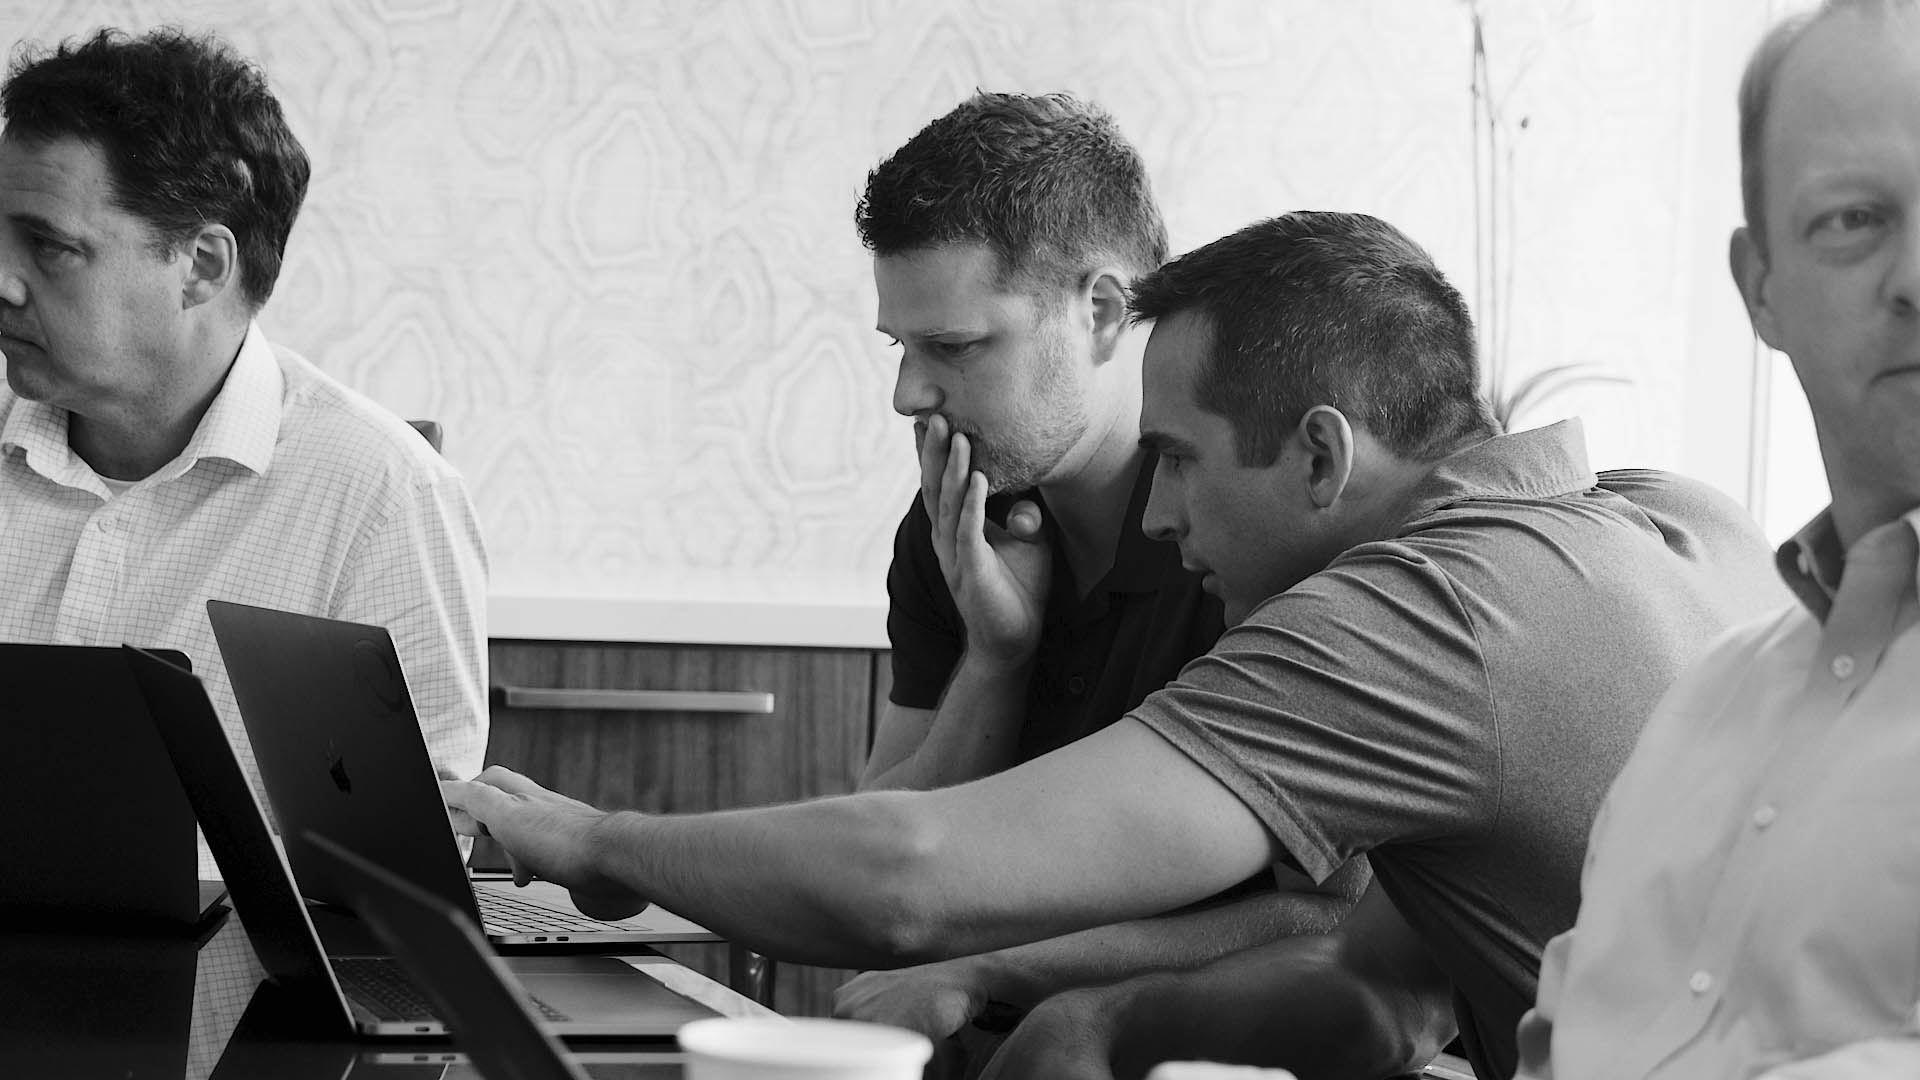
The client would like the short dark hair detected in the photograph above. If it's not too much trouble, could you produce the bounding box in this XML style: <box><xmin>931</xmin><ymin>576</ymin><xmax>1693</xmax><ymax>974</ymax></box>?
<box><xmin>855</xmin><ymin>91</ymin><xmax>1167</xmax><ymax>292</ymax></box>
<box><xmin>1129</xmin><ymin>212</ymin><xmax>1497</xmax><ymax>466</ymax></box>
<box><xmin>2</xmin><ymin>27</ymin><xmax>310</xmax><ymax>310</ymax></box>
<box><xmin>1739</xmin><ymin>0</ymin><xmax>1917</xmax><ymax>262</ymax></box>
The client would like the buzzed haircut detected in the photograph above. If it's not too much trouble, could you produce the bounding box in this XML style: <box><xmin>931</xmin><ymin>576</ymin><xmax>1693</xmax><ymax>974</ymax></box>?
<box><xmin>1129</xmin><ymin>211</ymin><xmax>1498</xmax><ymax>465</ymax></box>
<box><xmin>855</xmin><ymin>91</ymin><xmax>1167</xmax><ymax>293</ymax></box>
<box><xmin>2</xmin><ymin>27</ymin><xmax>310</xmax><ymax>309</ymax></box>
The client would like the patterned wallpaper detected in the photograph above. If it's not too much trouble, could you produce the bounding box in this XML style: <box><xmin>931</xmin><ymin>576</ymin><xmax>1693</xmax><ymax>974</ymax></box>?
<box><xmin>3</xmin><ymin>0</ymin><xmax>1783</xmax><ymax>610</ymax></box>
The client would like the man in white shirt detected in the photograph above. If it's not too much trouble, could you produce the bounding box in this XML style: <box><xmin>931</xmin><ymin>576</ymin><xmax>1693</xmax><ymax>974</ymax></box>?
<box><xmin>1516</xmin><ymin>1</ymin><xmax>1920</xmax><ymax>1076</ymax></box>
<box><xmin>0</xmin><ymin>27</ymin><xmax>488</xmax><ymax>873</ymax></box>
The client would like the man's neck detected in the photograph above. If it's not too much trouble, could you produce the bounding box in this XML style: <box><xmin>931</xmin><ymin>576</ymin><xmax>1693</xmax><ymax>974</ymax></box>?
<box><xmin>70</xmin><ymin>326</ymin><xmax>248</xmax><ymax>482</ymax></box>
<box><xmin>1037</xmin><ymin>411</ymin><xmax>1145</xmax><ymax>600</ymax></box>
<box><xmin>1343</xmin><ymin>441</ymin><xmax>1473</xmax><ymax>549</ymax></box>
<box><xmin>1827</xmin><ymin>487</ymin><xmax>1920</xmax><ymax>552</ymax></box>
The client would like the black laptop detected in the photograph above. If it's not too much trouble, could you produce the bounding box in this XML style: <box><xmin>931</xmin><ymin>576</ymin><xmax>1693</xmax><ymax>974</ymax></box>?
<box><xmin>205</xmin><ymin>599</ymin><xmax>698</xmax><ymax>947</ymax></box>
<box><xmin>0</xmin><ymin>643</ymin><xmax>224</xmax><ymax>930</ymax></box>
<box><xmin>124</xmin><ymin>645</ymin><xmax>724</xmax><ymax>1039</ymax></box>
<box><xmin>306</xmin><ymin>831</ymin><xmax>592</xmax><ymax>1079</ymax></box>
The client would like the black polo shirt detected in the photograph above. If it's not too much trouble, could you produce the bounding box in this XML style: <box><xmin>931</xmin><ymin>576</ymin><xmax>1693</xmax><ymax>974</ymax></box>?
<box><xmin>886</xmin><ymin>452</ymin><xmax>1224</xmax><ymax>762</ymax></box>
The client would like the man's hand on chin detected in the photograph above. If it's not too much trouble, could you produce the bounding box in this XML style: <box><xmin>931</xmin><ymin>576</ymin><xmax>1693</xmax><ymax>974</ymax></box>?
<box><xmin>439</xmin><ymin>765</ymin><xmax>651</xmax><ymax>921</ymax></box>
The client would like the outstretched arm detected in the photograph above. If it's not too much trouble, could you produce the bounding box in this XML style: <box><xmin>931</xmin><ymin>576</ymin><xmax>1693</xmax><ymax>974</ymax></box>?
<box><xmin>443</xmin><ymin>718</ymin><xmax>1281</xmax><ymax>970</ymax></box>
<box><xmin>982</xmin><ymin>881</ymin><xmax>1457</xmax><ymax>1080</ymax></box>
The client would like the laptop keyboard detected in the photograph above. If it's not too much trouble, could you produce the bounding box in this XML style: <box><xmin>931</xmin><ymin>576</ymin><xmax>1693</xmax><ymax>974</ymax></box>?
<box><xmin>477</xmin><ymin>887</ymin><xmax>630</xmax><ymax>934</ymax></box>
<box><xmin>335</xmin><ymin>956</ymin><xmax>569</xmax><ymax>1023</ymax></box>
<box><xmin>334</xmin><ymin>957</ymin><xmax>443</xmax><ymax>1022</ymax></box>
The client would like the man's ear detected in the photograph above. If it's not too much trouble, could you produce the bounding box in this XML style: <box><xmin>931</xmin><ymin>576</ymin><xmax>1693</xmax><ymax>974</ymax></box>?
<box><xmin>181</xmin><ymin>225</ymin><xmax>239</xmax><ymax>310</ymax></box>
<box><xmin>1730</xmin><ymin>226</ymin><xmax>1784</xmax><ymax>350</ymax></box>
<box><xmin>1085</xmin><ymin>267</ymin><xmax>1130</xmax><ymax>362</ymax></box>
<box><xmin>1295</xmin><ymin>405</ymin><xmax>1356</xmax><ymax>510</ymax></box>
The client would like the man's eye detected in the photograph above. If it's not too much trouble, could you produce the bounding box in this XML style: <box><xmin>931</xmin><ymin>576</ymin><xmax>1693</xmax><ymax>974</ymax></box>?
<box><xmin>934</xmin><ymin>340</ymin><xmax>978</xmax><ymax>360</ymax></box>
<box><xmin>1809</xmin><ymin>205</ymin><xmax>1889</xmax><ymax>243</ymax></box>
<box><xmin>31</xmin><ymin>236</ymin><xmax>75</xmax><ymax>260</ymax></box>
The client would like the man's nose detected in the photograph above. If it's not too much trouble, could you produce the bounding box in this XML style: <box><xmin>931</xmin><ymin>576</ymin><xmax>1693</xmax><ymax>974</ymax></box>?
<box><xmin>0</xmin><ymin>263</ymin><xmax>25</xmax><ymax>308</ymax></box>
<box><xmin>1141</xmin><ymin>461</ymin><xmax>1180</xmax><ymax>542</ymax></box>
<box><xmin>1887</xmin><ymin>214</ymin><xmax>1920</xmax><ymax>317</ymax></box>
<box><xmin>892</xmin><ymin>353</ymin><xmax>940</xmax><ymax>417</ymax></box>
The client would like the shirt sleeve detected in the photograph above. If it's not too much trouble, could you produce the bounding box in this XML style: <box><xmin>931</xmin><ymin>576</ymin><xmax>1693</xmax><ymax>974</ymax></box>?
<box><xmin>331</xmin><ymin>464</ymin><xmax>489</xmax><ymax>784</ymax></box>
<box><xmin>1129</xmin><ymin>544</ymin><xmax>1498</xmax><ymax>882</ymax></box>
<box><xmin>885</xmin><ymin>494</ymin><xmax>963</xmax><ymax>710</ymax></box>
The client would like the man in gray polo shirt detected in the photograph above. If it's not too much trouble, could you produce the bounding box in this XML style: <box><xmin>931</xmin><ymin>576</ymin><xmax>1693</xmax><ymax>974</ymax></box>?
<box><xmin>443</xmin><ymin>212</ymin><xmax>1785</xmax><ymax>1080</ymax></box>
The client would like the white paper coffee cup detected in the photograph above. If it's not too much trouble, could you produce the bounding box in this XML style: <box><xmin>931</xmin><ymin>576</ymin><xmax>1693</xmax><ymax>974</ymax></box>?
<box><xmin>678</xmin><ymin>1017</ymin><xmax>933</xmax><ymax>1080</ymax></box>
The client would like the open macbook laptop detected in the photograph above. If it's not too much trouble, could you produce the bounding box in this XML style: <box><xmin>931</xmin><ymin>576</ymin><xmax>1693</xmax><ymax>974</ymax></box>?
<box><xmin>205</xmin><ymin>598</ymin><xmax>696</xmax><ymax>946</ymax></box>
<box><xmin>125</xmin><ymin>645</ymin><xmax>723</xmax><ymax>1039</ymax></box>
<box><xmin>0</xmin><ymin>644</ymin><xmax>225</xmax><ymax>930</ymax></box>
<box><xmin>306</xmin><ymin>831</ymin><xmax>592</xmax><ymax>1080</ymax></box>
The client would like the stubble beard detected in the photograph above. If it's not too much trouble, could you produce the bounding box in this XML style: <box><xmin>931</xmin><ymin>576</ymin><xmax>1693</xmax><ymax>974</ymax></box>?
<box><xmin>976</xmin><ymin>327</ymin><xmax>1090</xmax><ymax>496</ymax></box>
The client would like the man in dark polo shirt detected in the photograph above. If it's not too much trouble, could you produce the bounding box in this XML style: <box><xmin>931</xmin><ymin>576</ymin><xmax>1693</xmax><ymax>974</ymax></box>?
<box><xmin>835</xmin><ymin>93</ymin><xmax>1361</xmax><ymax>1051</ymax></box>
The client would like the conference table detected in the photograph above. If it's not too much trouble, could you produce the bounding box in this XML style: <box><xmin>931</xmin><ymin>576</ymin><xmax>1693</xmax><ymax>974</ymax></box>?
<box><xmin>0</xmin><ymin>903</ymin><xmax>776</xmax><ymax>1079</ymax></box>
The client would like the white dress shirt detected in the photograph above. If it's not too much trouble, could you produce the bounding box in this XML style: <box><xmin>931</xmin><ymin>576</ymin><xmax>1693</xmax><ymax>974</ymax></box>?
<box><xmin>1</xmin><ymin>323</ymin><xmax>489</xmax><ymax>876</ymax></box>
<box><xmin>1522</xmin><ymin>507</ymin><xmax>1920</xmax><ymax>1079</ymax></box>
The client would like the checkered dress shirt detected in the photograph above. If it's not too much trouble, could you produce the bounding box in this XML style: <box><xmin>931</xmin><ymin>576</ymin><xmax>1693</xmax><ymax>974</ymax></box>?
<box><xmin>1</xmin><ymin>323</ymin><xmax>489</xmax><ymax>877</ymax></box>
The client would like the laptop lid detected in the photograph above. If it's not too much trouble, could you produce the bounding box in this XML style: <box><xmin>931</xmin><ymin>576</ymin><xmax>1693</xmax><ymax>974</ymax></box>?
<box><xmin>0</xmin><ymin>643</ymin><xmax>206</xmax><ymax>928</ymax></box>
<box><xmin>128</xmin><ymin>646</ymin><xmax>716</xmax><ymax>1043</ymax></box>
<box><xmin>122</xmin><ymin>645</ymin><xmax>361</xmax><ymax>1031</ymax></box>
<box><xmin>303</xmin><ymin>832</ymin><xmax>589</xmax><ymax>1080</ymax></box>
<box><xmin>204</xmin><ymin>599</ymin><xmax>483</xmax><ymax>922</ymax></box>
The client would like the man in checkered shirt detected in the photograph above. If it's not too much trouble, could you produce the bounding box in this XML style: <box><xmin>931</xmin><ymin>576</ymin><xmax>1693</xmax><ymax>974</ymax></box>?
<box><xmin>0</xmin><ymin>27</ymin><xmax>488</xmax><ymax>876</ymax></box>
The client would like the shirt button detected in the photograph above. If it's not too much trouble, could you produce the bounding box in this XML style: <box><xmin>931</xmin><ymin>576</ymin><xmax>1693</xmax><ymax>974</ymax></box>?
<box><xmin>1066</xmin><ymin>675</ymin><xmax>1087</xmax><ymax>696</ymax></box>
<box><xmin>1752</xmin><ymin>805</ymin><xmax>1777</xmax><ymax>829</ymax></box>
<box><xmin>1831</xmin><ymin>655</ymin><xmax>1855</xmax><ymax>679</ymax></box>
<box><xmin>1689</xmin><ymin>970</ymin><xmax>1713</xmax><ymax>995</ymax></box>
<box><xmin>95</xmin><ymin>517</ymin><xmax>113</xmax><ymax>533</ymax></box>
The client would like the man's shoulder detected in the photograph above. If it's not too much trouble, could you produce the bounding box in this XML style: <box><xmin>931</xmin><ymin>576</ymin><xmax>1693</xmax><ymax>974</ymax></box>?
<box><xmin>1592</xmin><ymin>467</ymin><xmax>1753</xmax><ymax>529</ymax></box>
<box><xmin>266</xmin><ymin>342</ymin><xmax>457</xmax><ymax>489</ymax></box>
<box><xmin>1407</xmin><ymin>465</ymin><xmax>1768</xmax><ymax>565</ymax></box>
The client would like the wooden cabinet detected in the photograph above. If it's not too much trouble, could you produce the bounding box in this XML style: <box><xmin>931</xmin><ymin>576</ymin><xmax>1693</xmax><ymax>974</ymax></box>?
<box><xmin>485</xmin><ymin>639</ymin><xmax>883</xmax><ymax>1017</ymax></box>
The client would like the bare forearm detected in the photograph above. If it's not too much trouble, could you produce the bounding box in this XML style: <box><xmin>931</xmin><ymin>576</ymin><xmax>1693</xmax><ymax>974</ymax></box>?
<box><xmin>862</xmin><ymin>652</ymin><xmax>1032</xmax><ymax>790</ymax></box>
<box><xmin>454</xmin><ymin>723</ymin><xmax>1279</xmax><ymax>979</ymax></box>
<box><xmin>1101</xmin><ymin>936</ymin><xmax>1456</xmax><ymax>1080</ymax></box>
<box><xmin>578</xmin><ymin>790</ymin><xmax>1185</xmax><ymax>970</ymax></box>
<box><xmin>978</xmin><ymin>880</ymin><xmax>1361</xmax><ymax>1009</ymax></box>
<box><xmin>581</xmin><ymin>795</ymin><xmax>943</xmax><ymax>968</ymax></box>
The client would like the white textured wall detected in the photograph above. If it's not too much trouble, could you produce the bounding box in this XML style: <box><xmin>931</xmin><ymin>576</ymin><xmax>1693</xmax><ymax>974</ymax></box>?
<box><xmin>3</xmin><ymin>0</ymin><xmax>1794</xmax><ymax>617</ymax></box>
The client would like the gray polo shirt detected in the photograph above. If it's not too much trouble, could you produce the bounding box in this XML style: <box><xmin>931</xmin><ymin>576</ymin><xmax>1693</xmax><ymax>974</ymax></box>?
<box><xmin>1131</xmin><ymin>420</ymin><xmax>1786</xmax><ymax>1080</ymax></box>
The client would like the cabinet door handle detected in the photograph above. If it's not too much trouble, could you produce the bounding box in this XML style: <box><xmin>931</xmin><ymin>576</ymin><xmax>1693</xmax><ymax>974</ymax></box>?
<box><xmin>495</xmin><ymin>686</ymin><xmax>776</xmax><ymax>714</ymax></box>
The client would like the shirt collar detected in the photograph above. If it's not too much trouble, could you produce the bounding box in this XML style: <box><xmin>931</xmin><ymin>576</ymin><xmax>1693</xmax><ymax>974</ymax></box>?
<box><xmin>0</xmin><ymin>383</ymin><xmax>83</xmax><ymax>487</ymax></box>
<box><xmin>1394</xmin><ymin>417</ymin><xmax>1598</xmax><ymax>528</ymax></box>
<box><xmin>1010</xmin><ymin>452</ymin><xmax>1177</xmax><ymax>598</ymax></box>
<box><xmin>0</xmin><ymin>322</ymin><xmax>282</xmax><ymax>487</ymax></box>
<box><xmin>1103</xmin><ymin>450</ymin><xmax>1184</xmax><ymax>593</ymax></box>
<box><xmin>167</xmin><ymin>322</ymin><xmax>282</xmax><ymax>479</ymax></box>
<box><xmin>1776</xmin><ymin>506</ymin><xmax>1920</xmax><ymax>622</ymax></box>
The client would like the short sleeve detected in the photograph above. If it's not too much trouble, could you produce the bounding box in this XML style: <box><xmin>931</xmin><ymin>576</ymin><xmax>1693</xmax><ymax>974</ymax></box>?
<box><xmin>1130</xmin><ymin>544</ymin><xmax>1498</xmax><ymax>882</ymax></box>
<box><xmin>885</xmin><ymin>495</ymin><xmax>963</xmax><ymax>709</ymax></box>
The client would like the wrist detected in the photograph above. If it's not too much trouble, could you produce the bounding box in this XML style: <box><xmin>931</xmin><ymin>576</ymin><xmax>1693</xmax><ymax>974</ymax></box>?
<box><xmin>578</xmin><ymin>808</ymin><xmax>627</xmax><ymax>889</ymax></box>
<box><xmin>958</xmin><ymin>638</ymin><xmax>1039</xmax><ymax>677</ymax></box>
